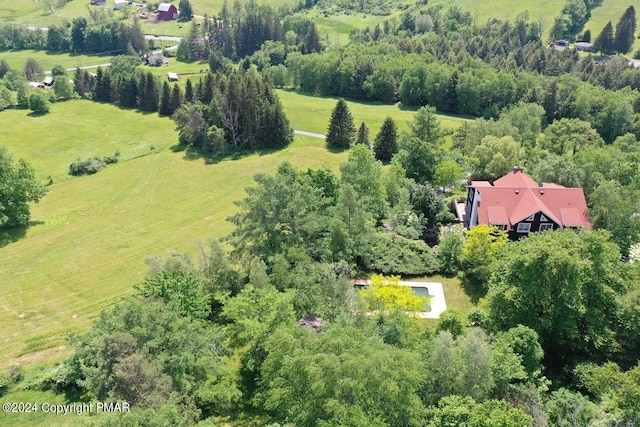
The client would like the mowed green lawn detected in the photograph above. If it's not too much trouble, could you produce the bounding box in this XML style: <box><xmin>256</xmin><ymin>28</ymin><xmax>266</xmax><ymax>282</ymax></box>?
<box><xmin>0</xmin><ymin>0</ymin><xmax>297</xmax><ymax>29</ymax></box>
<box><xmin>584</xmin><ymin>0</ymin><xmax>640</xmax><ymax>54</ymax></box>
<box><xmin>0</xmin><ymin>50</ymin><xmax>114</xmax><ymax>75</ymax></box>
<box><xmin>429</xmin><ymin>0</ymin><xmax>565</xmax><ymax>25</ymax></box>
<box><xmin>277</xmin><ymin>89</ymin><xmax>470</xmax><ymax>137</ymax></box>
<box><xmin>0</xmin><ymin>100</ymin><xmax>349</xmax><ymax>368</ymax></box>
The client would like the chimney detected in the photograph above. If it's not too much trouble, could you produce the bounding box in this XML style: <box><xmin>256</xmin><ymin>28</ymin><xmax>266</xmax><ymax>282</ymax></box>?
<box><xmin>513</xmin><ymin>166</ymin><xmax>524</xmax><ymax>173</ymax></box>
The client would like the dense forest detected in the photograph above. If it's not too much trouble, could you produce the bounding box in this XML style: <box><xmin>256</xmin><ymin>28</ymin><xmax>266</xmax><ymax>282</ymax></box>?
<box><xmin>1</xmin><ymin>0</ymin><xmax>640</xmax><ymax>424</ymax></box>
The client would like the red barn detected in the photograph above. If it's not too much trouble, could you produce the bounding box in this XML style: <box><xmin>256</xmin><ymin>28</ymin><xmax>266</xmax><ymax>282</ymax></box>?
<box><xmin>158</xmin><ymin>3</ymin><xmax>178</xmax><ymax>20</ymax></box>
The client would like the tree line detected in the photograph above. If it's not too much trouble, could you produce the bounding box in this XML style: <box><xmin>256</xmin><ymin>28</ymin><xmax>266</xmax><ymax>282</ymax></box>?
<box><xmin>0</xmin><ymin>17</ymin><xmax>147</xmax><ymax>55</ymax></box>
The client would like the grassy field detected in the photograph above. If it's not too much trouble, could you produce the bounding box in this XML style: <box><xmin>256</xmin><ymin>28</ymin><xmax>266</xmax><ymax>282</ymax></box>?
<box><xmin>584</xmin><ymin>0</ymin><xmax>640</xmax><ymax>54</ymax></box>
<box><xmin>0</xmin><ymin>49</ymin><xmax>115</xmax><ymax>74</ymax></box>
<box><xmin>277</xmin><ymin>89</ymin><xmax>470</xmax><ymax>136</ymax></box>
<box><xmin>429</xmin><ymin>0</ymin><xmax>565</xmax><ymax>26</ymax></box>
<box><xmin>0</xmin><ymin>0</ymin><xmax>296</xmax><ymax>29</ymax></box>
<box><xmin>0</xmin><ymin>100</ymin><xmax>349</xmax><ymax>369</ymax></box>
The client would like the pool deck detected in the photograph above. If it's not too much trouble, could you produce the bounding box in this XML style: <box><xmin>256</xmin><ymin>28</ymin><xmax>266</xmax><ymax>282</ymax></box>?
<box><xmin>398</xmin><ymin>281</ymin><xmax>447</xmax><ymax>319</ymax></box>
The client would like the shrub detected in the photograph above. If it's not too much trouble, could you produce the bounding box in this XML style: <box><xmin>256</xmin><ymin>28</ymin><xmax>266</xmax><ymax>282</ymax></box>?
<box><xmin>22</xmin><ymin>363</ymin><xmax>72</xmax><ymax>392</ymax></box>
<box><xmin>0</xmin><ymin>373</ymin><xmax>10</xmax><ymax>397</ymax></box>
<box><xmin>69</xmin><ymin>157</ymin><xmax>106</xmax><ymax>175</ymax></box>
<box><xmin>5</xmin><ymin>365</ymin><xmax>23</xmax><ymax>383</ymax></box>
<box><xmin>438</xmin><ymin>231</ymin><xmax>464</xmax><ymax>275</ymax></box>
<box><xmin>0</xmin><ymin>365</ymin><xmax>25</xmax><ymax>396</ymax></box>
<box><xmin>362</xmin><ymin>233</ymin><xmax>440</xmax><ymax>275</ymax></box>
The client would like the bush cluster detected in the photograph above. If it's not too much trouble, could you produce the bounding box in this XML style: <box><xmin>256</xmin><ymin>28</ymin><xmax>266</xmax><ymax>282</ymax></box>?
<box><xmin>69</xmin><ymin>152</ymin><xmax>119</xmax><ymax>176</ymax></box>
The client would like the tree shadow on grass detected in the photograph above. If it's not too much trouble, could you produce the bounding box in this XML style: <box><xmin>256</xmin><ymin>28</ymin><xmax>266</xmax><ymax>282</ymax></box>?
<box><xmin>0</xmin><ymin>221</ymin><xmax>43</xmax><ymax>248</ymax></box>
<box><xmin>326</xmin><ymin>146</ymin><xmax>349</xmax><ymax>154</ymax></box>
<box><xmin>171</xmin><ymin>143</ymin><xmax>290</xmax><ymax>165</ymax></box>
<box><xmin>460</xmin><ymin>277</ymin><xmax>487</xmax><ymax>305</ymax></box>
<box><xmin>27</xmin><ymin>111</ymin><xmax>49</xmax><ymax>118</ymax></box>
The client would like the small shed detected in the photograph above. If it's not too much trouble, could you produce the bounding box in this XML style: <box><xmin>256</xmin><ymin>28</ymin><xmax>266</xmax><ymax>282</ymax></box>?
<box><xmin>158</xmin><ymin>3</ymin><xmax>178</xmax><ymax>20</ymax></box>
<box><xmin>113</xmin><ymin>0</ymin><xmax>129</xmax><ymax>9</ymax></box>
<box><xmin>167</xmin><ymin>72</ymin><xmax>179</xmax><ymax>82</ymax></box>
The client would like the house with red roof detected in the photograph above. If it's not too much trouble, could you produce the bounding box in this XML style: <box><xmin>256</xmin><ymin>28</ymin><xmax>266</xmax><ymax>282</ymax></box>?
<box><xmin>462</xmin><ymin>166</ymin><xmax>591</xmax><ymax>239</ymax></box>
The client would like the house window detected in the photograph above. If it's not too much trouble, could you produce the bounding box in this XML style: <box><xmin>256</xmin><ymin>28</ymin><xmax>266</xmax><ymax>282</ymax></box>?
<box><xmin>491</xmin><ymin>224</ymin><xmax>507</xmax><ymax>230</ymax></box>
<box><xmin>540</xmin><ymin>214</ymin><xmax>549</xmax><ymax>222</ymax></box>
<box><xmin>517</xmin><ymin>223</ymin><xmax>531</xmax><ymax>233</ymax></box>
<box><xmin>539</xmin><ymin>223</ymin><xmax>554</xmax><ymax>232</ymax></box>
<box><xmin>525</xmin><ymin>215</ymin><xmax>535</xmax><ymax>221</ymax></box>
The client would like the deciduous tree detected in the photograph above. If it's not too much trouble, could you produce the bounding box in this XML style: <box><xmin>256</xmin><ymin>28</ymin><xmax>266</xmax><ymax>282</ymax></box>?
<box><xmin>488</xmin><ymin>230</ymin><xmax>624</xmax><ymax>375</ymax></box>
<box><xmin>0</xmin><ymin>146</ymin><xmax>48</xmax><ymax>228</ymax></box>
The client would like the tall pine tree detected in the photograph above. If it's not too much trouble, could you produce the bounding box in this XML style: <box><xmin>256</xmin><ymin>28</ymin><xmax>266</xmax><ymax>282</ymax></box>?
<box><xmin>159</xmin><ymin>81</ymin><xmax>172</xmax><ymax>116</ymax></box>
<box><xmin>184</xmin><ymin>79</ymin><xmax>194</xmax><ymax>103</ymax></box>
<box><xmin>94</xmin><ymin>67</ymin><xmax>111</xmax><ymax>102</ymax></box>
<box><xmin>326</xmin><ymin>98</ymin><xmax>356</xmax><ymax>150</ymax></box>
<box><xmin>356</xmin><ymin>122</ymin><xmax>370</xmax><ymax>147</ymax></box>
<box><xmin>373</xmin><ymin>116</ymin><xmax>398</xmax><ymax>162</ymax></box>
<box><xmin>142</xmin><ymin>72</ymin><xmax>159</xmax><ymax>112</ymax></box>
<box><xmin>594</xmin><ymin>21</ymin><xmax>615</xmax><ymax>55</ymax></box>
<box><xmin>169</xmin><ymin>84</ymin><xmax>183</xmax><ymax>116</ymax></box>
<box><xmin>614</xmin><ymin>6</ymin><xmax>636</xmax><ymax>54</ymax></box>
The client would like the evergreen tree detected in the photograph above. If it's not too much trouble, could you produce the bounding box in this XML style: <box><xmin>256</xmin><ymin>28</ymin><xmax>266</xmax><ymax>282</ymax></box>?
<box><xmin>581</xmin><ymin>29</ymin><xmax>591</xmax><ymax>42</ymax></box>
<box><xmin>373</xmin><ymin>116</ymin><xmax>398</xmax><ymax>162</ymax></box>
<box><xmin>159</xmin><ymin>81</ymin><xmax>172</xmax><ymax>116</ymax></box>
<box><xmin>184</xmin><ymin>79</ymin><xmax>194</xmax><ymax>103</ymax></box>
<box><xmin>136</xmin><ymin>72</ymin><xmax>146</xmax><ymax>108</ymax></box>
<box><xmin>94</xmin><ymin>67</ymin><xmax>111</xmax><ymax>102</ymax></box>
<box><xmin>142</xmin><ymin>72</ymin><xmax>159</xmax><ymax>112</ymax></box>
<box><xmin>303</xmin><ymin>22</ymin><xmax>321</xmax><ymax>53</ymax></box>
<box><xmin>202</xmin><ymin>73</ymin><xmax>214</xmax><ymax>104</ymax></box>
<box><xmin>356</xmin><ymin>122</ymin><xmax>370</xmax><ymax>147</ymax></box>
<box><xmin>614</xmin><ymin>6</ymin><xmax>636</xmax><ymax>54</ymax></box>
<box><xmin>178</xmin><ymin>0</ymin><xmax>193</xmax><ymax>20</ymax></box>
<box><xmin>442</xmin><ymin>71</ymin><xmax>458</xmax><ymax>113</ymax></box>
<box><xmin>594</xmin><ymin>21</ymin><xmax>615</xmax><ymax>55</ymax></box>
<box><xmin>325</xmin><ymin>98</ymin><xmax>356</xmax><ymax>150</ymax></box>
<box><xmin>194</xmin><ymin>77</ymin><xmax>204</xmax><ymax>102</ymax></box>
<box><xmin>118</xmin><ymin>75</ymin><xmax>138</xmax><ymax>108</ymax></box>
<box><xmin>73</xmin><ymin>67</ymin><xmax>92</xmax><ymax>98</ymax></box>
<box><xmin>543</xmin><ymin>79</ymin><xmax>558</xmax><ymax>124</ymax></box>
<box><xmin>0</xmin><ymin>59</ymin><xmax>11</xmax><ymax>79</ymax></box>
<box><xmin>169</xmin><ymin>84</ymin><xmax>183</xmax><ymax>116</ymax></box>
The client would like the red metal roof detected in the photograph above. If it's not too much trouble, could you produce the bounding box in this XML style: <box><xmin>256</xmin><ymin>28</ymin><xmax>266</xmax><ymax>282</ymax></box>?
<box><xmin>473</xmin><ymin>169</ymin><xmax>591</xmax><ymax>230</ymax></box>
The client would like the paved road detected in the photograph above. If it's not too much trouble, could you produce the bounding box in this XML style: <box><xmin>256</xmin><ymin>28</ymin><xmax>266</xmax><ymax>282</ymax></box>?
<box><xmin>144</xmin><ymin>35</ymin><xmax>183</xmax><ymax>43</ymax></box>
<box><xmin>294</xmin><ymin>130</ymin><xmax>325</xmax><ymax>139</ymax></box>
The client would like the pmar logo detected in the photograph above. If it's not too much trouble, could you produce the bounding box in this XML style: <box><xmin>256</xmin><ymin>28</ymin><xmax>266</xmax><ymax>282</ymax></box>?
<box><xmin>96</xmin><ymin>402</ymin><xmax>130</xmax><ymax>412</ymax></box>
